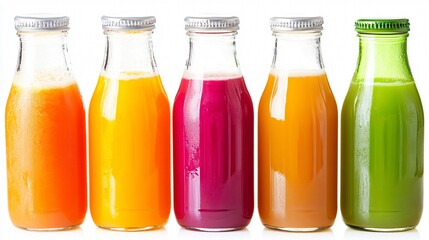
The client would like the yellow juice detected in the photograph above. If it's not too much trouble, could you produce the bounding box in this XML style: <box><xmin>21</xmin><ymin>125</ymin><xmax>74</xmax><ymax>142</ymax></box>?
<box><xmin>89</xmin><ymin>72</ymin><xmax>170</xmax><ymax>230</ymax></box>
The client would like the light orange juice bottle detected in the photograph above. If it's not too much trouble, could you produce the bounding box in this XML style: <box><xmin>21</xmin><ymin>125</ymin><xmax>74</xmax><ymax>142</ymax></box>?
<box><xmin>7</xmin><ymin>80</ymin><xmax>87</xmax><ymax>230</ymax></box>
<box><xmin>89</xmin><ymin>16</ymin><xmax>170</xmax><ymax>231</ymax></box>
<box><xmin>6</xmin><ymin>15</ymin><xmax>87</xmax><ymax>230</ymax></box>
<box><xmin>258</xmin><ymin>17</ymin><xmax>337</xmax><ymax>231</ymax></box>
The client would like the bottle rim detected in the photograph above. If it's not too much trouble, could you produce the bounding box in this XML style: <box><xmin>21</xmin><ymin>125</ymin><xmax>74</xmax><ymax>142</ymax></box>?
<box><xmin>15</xmin><ymin>14</ymin><xmax>69</xmax><ymax>32</ymax></box>
<box><xmin>355</xmin><ymin>19</ymin><xmax>410</xmax><ymax>34</ymax></box>
<box><xmin>185</xmin><ymin>16</ymin><xmax>240</xmax><ymax>33</ymax></box>
<box><xmin>101</xmin><ymin>16</ymin><xmax>156</xmax><ymax>31</ymax></box>
<box><xmin>270</xmin><ymin>16</ymin><xmax>323</xmax><ymax>33</ymax></box>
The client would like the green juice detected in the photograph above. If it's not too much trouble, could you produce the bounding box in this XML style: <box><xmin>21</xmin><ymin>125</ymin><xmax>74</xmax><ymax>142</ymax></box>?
<box><xmin>341</xmin><ymin>79</ymin><xmax>424</xmax><ymax>229</ymax></box>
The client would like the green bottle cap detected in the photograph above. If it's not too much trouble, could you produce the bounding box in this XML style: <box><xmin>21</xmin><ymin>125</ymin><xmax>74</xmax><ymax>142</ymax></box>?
<box><xmin>355</xmin><ymin>19</ymin><xmax>410</xmax><ymax>34</ymax></box>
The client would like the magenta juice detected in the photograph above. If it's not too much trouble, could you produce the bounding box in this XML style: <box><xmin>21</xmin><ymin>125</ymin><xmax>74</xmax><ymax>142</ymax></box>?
<box><xmin>173</xmin><ymin>76</ymin><xmax>254</xmax><ymax>230</ymax></box>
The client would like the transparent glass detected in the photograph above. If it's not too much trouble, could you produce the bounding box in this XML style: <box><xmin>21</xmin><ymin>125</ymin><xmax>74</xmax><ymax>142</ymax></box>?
<box><xmin>5</xmin><ymin>31</ymin><xmax>87</xmax><ymax>231</ymax></box>
<box><xmin>258</xmin><ymin>31</ymin><xmax>337</xmax><ymax>232</ymax></box>
<box><xmin>173</xmin><ymin>31</ymin><xmax>254</xmax><ymax>231</ymax></box>
<box><xmin>341</xmin><ymin>33</ymin><xmax>424</xmax><ymax>232</ymax></box>
<box><xmin>89</xmin><ymin>29</ymin><xmax>170</xmax><ymax>231</ymax></box>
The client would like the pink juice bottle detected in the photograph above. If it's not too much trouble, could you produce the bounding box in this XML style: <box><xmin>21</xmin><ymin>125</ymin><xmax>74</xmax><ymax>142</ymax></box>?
<box><xmin>173</xmin><ymin>16</ymin><xmax>254</xmax><ymax>231</ymax></box>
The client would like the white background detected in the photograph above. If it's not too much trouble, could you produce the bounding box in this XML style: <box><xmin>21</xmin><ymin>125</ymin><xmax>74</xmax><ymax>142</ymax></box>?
<box><xmin>0</xmin><ymin>0</ymin><xmax>428</xmax><ymax>239</ymax></box>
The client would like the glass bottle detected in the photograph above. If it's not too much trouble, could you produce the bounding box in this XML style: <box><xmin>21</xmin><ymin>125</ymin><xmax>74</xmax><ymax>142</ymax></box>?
<box><xmin>258</xmin><ymin>17</ymin><xmax>338</xmax><ymax>231</ymax></box>
<box><xmin>5</xmin><ymin>15</ymin><xmax>87</xmax><ymax>230</ymax></box>
<box><xmin>89</xmin><ymin>16</ymin><xmax>170</xmax><ymax>231</ymax></box>
<box><xmin>341</xmin><ymin>19</ymin><xmax>423</xmax><ymax>231</ymax></box>
<box><xmin>173</xmin><ymin>16</ymin><xmax>254</xmax><ymax>231</ymax></box>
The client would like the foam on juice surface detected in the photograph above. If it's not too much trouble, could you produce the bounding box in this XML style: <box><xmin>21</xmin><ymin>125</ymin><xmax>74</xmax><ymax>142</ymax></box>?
<box><xmin>352</xmin><ymin>79</ymin><xmax>414</xmax><ymax>86</ymax></box>
<box><xmin>182</xmin><ymin>71</ymin><xmax>242</xmax><ymax>81</ymax></box>
<box><xmin>100</xmin><ymin>71</ymin><xmax>159</xmax><ymax>81</ymax></box>
<box><xmin>13</xmin><ymin>69</ymin><xmax>76</xmax><ymax>89</ymax></box>
<box><xmin>270</xmin><ymin>69</ymin><xmax>326</xmax><ymax>77</ymax></box>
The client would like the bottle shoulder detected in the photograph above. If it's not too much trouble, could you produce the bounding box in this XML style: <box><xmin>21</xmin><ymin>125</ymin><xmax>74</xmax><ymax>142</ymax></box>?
<box><xmin>91</xmin><ymin>71</ymin><xmax>167</xmax><ymax>102</ymax></box>
<box><xmin>258</xmin><ymin>70</ymin><xmax>337</xmax><ymax>119</ymax></box>
<box><xmin>342</xmin><ymin>80</ymin><xmax>423</xmax><ymax>115</ymax></box>
<box><xmin>260</xmin><ymin>69</ymin><xmax>333</xmax><ymax>100</ymax></box>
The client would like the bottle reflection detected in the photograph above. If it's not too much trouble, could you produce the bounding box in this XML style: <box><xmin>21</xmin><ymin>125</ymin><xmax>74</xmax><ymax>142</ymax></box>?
<box><xmin>344</xmin><ymin>228</ymin><xmax>420</xmax><ymax>240</ymax></box>
<box><xmin>93</xmin><ymin>227</ymin><xmax>168</xmax><ymax>240</ymax></box>
<box><xmin>262</xmin><ymin>227</ymin><xmax>335</xmax><ymax>240</ymax></box>
<box><xmin>177</xmin><ymin>227</ymin><xmax>251</xmax><ymax>240</ymax></box>
<box><xmin>9</xmin><ymin>226</ymin><xmax>84</xmax><ymax>240</ymax></box>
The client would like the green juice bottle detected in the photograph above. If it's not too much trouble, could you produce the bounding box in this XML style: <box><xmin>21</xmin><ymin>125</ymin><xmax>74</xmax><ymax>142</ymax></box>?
<box><xmin>341</xmin><ymin>19</ymin><xmax>424</xmax><ymax>232</ymax></box>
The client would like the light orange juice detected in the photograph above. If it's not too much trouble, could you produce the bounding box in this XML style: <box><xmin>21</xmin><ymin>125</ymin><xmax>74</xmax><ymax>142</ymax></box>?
<box><xmin>258</xmin><ymin>71</ymin><xmax>337</xmax><ymax>230</ymax></box>
<box><xmin>6</xmin><ymin>74</ymin><xmax>87</xmax><ymax>230</ymax></box>
<box><xmin>89</xmin><ymin>72</ymin><xmax>170</xmax><ymax>230</ymax></box>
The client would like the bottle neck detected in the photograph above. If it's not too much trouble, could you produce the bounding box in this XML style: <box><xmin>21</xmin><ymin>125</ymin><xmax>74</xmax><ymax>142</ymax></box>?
<box><xmin>354</xmin><ymin>33</ymin><xmax>413</xmax><ymax>82</ymax></box>
<box><xmin>271</xmin><ymin>32</ymin><xmax>324</xmax><ymax>74</ymax></box>
<box><xmin>103</xmin><ymin>30</ymin><xmax>157</xmax><ymax>75</ymax></box>
<box><xmin>185</xmin><ymin>32</ymin><xmax>241</xmax><ymax>79</ymax></box>
<box><xmin>17</xmin><ymin>31</ymin><xmax>71</xmax><ymax>73</ymax></box>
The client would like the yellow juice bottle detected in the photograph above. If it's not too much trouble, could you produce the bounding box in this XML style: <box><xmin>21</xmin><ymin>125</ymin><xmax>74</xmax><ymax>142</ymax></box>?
<box><xmin>89</xmin><ymin>16</ymin><xmax>170</xmax><ymax>231</ymax></box>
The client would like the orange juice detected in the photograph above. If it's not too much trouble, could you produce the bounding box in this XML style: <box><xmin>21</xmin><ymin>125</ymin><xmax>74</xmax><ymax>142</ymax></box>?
<box><xmin>258</xmin><ymin>71</ymin><xmax>337</xmax><ymax>230</ymax></box>
<box><xmin>6</xmin><ymin>73</ymin><xmax>87</xmax><ymax>230</ymax></box>
<box><xmin>89</xmin><ymin>72</ymin><xmax>170</xmax><ymax>230</ymax></box>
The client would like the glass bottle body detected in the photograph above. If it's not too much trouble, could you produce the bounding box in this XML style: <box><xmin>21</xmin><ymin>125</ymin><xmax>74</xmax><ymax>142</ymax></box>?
<box><xmin>258</xmin><ymin>32</ymin><xmax>338</xmax><ymax>231</ymax></box>
<box><xmin>89</xmin><ymin>30</ymin><xmax>170</xmax><ymax>231</ymax></box>
<box><xmin>173</xmin><ymin>32</ymin><xmax>254</xmax><ymax>231</ymax></box>
<box><xmin>6</xmin><ymin>31</ymin><xmax>87</xmax><ymax>230</ymax></box>
<box><xmin>341</xmin><ymin>33</ymin><xmax>424</xmax><ymax>231</ymax></box>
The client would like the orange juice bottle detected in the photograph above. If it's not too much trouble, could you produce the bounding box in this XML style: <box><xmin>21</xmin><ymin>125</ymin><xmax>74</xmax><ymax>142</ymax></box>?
<box><xmin>6</xmin><ymin>15</ymin><xmax>87</xmax><ymax>230</ymax></box>
<box><xmin>89</xmin><ymin>16</ymin><xmax>170</xmax><ymax>231</ymax></box>
<box><xmin>258</xmin><ymin>17</ymin><xmax>338</xmax><ymax>231</ymax></box>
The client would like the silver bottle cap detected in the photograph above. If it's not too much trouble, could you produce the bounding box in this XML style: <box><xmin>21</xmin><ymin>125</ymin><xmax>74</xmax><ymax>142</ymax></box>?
<box><xmin>270</xmin><ymin>17</ymin><xmax>323</xmax><ymax>32</ymax></box>
<box><xmin>15</xmin><ymin>14</ymin><xmax>69</xmax><ymax>32</ymax></box>
<box><xmin>185</xmin><ymin>16</ymin><xmax>240</xmax><ymax>32</ymax></box>
<box><xmin>101</xmin><ymin>16</ymin><xmax>156</xmax><ymax>31</ymax></box>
